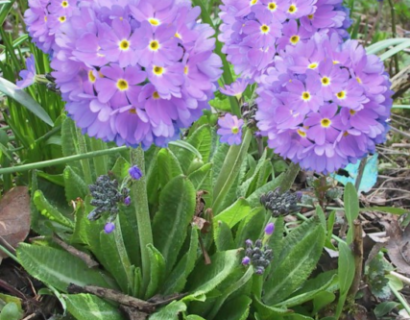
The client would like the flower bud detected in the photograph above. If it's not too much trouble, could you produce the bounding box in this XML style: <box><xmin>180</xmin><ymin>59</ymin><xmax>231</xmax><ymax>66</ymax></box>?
<box><xmin>129</xmin><ymin>165</ymin><xmax>143</xmax><ymax>180</ymax></box>
<box><xmin>265</xmin><ymin>222</ymin><xmax>275</xmax><ymax>235</ymax></box>
<box><xmin>104</xmin><ymin>222</ymin><xmax>115</xmax><ymax>234</ymax></box>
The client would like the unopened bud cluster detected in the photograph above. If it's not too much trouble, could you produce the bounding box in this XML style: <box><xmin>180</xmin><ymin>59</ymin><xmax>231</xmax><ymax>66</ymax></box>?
<box><xmin>260</xmin><ymin>188</ymin><xmax>301</xmax><ymax>217</ymax></box>
<box><xmin>87</xmin><ymin>175</ymin><xmax>130</xmax><ymax>234</ymax></box>
<box><xmin>242</xmin><ymin>239</ymin><xmax>273</xmax><ymax>275</ymax></box>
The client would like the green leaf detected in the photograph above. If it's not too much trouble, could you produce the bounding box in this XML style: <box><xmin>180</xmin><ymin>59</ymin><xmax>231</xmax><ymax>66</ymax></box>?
<box><xmin>335</xmin><ymin>242</ymin><xmax>355</xmax><ymax>318</ymax></box>
<box><xmin>99</xmin><ymin>220</ymin><xmax>134</xmax><ymax>294</ymax></box>
<box><xmin>264</xmin><ymin>220</ymin><xmax>325</xmax><ymax>304</ymax></box>
<box><xmin>215</xmin><ymin>295</ymin><xmax>251</xmax><ymax>320</ymax></box>
<box><xmin>366</xmin><ymin>38</ymin><xmax>410</xmax><ymax>54</ymax></box>
<box><xmin>33</xmin><ymin>190</ymin><xmax>74</xmax><ymax>229</ymax></box>
<box><xmin>153</xmin><ymin>175</ymin><xmax>196</xmax><ymax>274</ymax></box>
<box><xmin>379</xmin><ymin>40</ymin><xmax>410</xmax><ymax>61</ymax></box>
<box><xmin>284</xmin><ymin>314</ymin><xmax>314</xmax><ymax>320</ymax></box>
<box><xmin>149</xmin><ymin>301</ymin><xmax>187</xmax><ymax>320</ymax></box>
<box><xmin>215</xmin><ymin>220</ymin><xmax>235</xmax><ymax>251</ymax></box>
<box><xmin>0</xmin><ymin>77</ymin><xmax>53</xmax><ymax>126</ymax></box>
<box><xmin>65</xmin><ymin>294</ymin><xmax>123</xmax><ymax>320</ymax></box>
<box><xmin>157</xmin><ymin>148</ymin><xmax>183</xmax><ymax>187</ymax></box>
<box><xmin>214</xmin><ymin>198</ymin><xmax>252</xmax><ymax>229</ymax></box>
<box><xmin>63</xmin><ymin>166</ymin><xmax>88</xmax><ymax>203</ymax></box>
<box><xmin>162</xmin><ymin>227</ymin><xmax>199</xmax><ymax>295</ymax></box>
<box><xmin>186</xmin><ymin>316</ymin><xmax>206</xmax><ymax>320</ymax></box>
<box><xmin>344</xmin><ymin>182</ymin><xmax>359</xmax><ymax>244</ymax></box>
<box><xmin>253</xmin><ymin>295</ymin><xmax>289</xmax><ymax>320</ymax></box>
<box><xmin>17</xmin><ymin>244</ymin><xmax>115</xmax><ymax>292</ymax></box>
<box><xmin>374</xmin><ymin>301</ymin><xmax>400</xmax><ymax>318</ymax></box>
<box><xmin>0</xmin><ymin>303</ymin><xmax>22</xmax><ymax>320</ymax></box>
<box><xmin>145</xmin><ymin>244</ymin><xmax>166</xmax><ymax>299</ymax></box>
<box><xmin>61</xmin><ymin>117</ymin><xmax>81</xmax><ymax>173</ymax></box>
<box><xmin>235</xmin><ymin>207</ymin><xmax>265</xmax><ymax>247</ymax></box>
<box><xmin>189</xmin><ymin>250</ymin><xmax>239</xmax><ymax>295</ymax></box>
<box><xmin>313</xmin><ymin>292</ymin><xmax>336</xmax><ymax>314</ymax></box>
<box><xmin>212</xmin><ymin>143</ymin><xmax>230</xmax><ymax>184</ymax></box>
<box><xmin>238</xmin><ymin>150</ymin><xmax>269</xmax><ymax>197</ymax></box>
<box><xmin>188</xmin><ymin>163</ymin><xmax>213</xmax><ymax>208</ymax></box>
<box><xmin>110</xmin><ymin>156</ymin><xmax>130</xmax><ymax>180</ymax></box>
<box><xmin>169</xmin><ymin>140</ymin><xmax>203</xmax><ymax>161</ymax></box>
<box><xmin>361</xmin><ymin>206</ymin><xmax>409</xmax><ymax>215</ymax></box>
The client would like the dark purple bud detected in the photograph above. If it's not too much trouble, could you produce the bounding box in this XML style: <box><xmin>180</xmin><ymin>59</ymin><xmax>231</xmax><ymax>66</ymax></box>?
<box><xmin>129</xmin><ymin>165</ymin><xmax>143</xmax><ymax>180</ymax></box>
<box><xmin>245</xmin><ymin>239</ymin><xmax>253</xmax><ymax>247</ymax></box>
<box><xmin>104</xmin><ymin>222</ymin><xmax>115</xmax><ymax>234</ymax></box>
<box><xmin>255</xmin><ymin>266</ymin><xmax>265</xmax><ymax>275</ymax></box>
<box><xmin>124</xmin><ymin>196</ymin><xmax>131</xmax><ymax>206</ymax></box>
<box><xmin>242</xmin><ymin>256</ymin><xmax>251</xmax><ymax>266</ymax></box>
<box><xmin>265</xmin><ymin>222</ymin><xmax>275</xmax><ymax>235</ymax></box>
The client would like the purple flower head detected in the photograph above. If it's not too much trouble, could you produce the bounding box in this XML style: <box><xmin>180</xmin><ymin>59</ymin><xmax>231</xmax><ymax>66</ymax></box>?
<box><xmin>217</xmin><ymin>113</ymin><xmax>244</xmax><ymax>146</ymax></box>
<box><xmin>220</xmin><ymin>78</ymin><xmax>251</xmax><ymax>100</ymax></box>
<box><xmin>265</xmin><ymin>222</ymin><xmax>275</xmax><ymax>235</ymax></box>
<box><xmin>255</xmin><ymin>33</ymin><xmax>392</xmax><ymax>174</ymax></box>
<box><xmin>124</xmin><ymin>196</ymin><xmax>131</xmax><ymax>206</ymax></box>
<box><xmin>129</xmin><ymin>165</ymin><xmax>143</xmax><ymax>180</ymax></box>
<box><xmin>25</xmin><ymin>0</ymin><xmax>222</xmax><ymax>148</ymax></box>
<box><xmin>242</xmin><ymin>256</ymin><xmax>251</xmax><ymax>266</ymax></box>
<box><xmin>17</xmin><ymin>55</ymin><xmax>36</xmax><ymax>88</ymax></box>
<box><xmin>104</xmin><ymin>222</ymin><xmax>116</xmax><ymax>234</ymax></box>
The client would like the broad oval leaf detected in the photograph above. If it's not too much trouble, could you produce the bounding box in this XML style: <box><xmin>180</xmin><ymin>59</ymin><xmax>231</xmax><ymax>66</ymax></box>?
<box><xmin>0</xmin><ymin>77</ymin><xmax>53</xmax><ymax>126</ymax></box>
<box><xmin>17</xmin><ymin>244</ymin><xmax>116</xmax><ymax>292</ymax></box>
<box><xmin>65</xmin><ymin>294</ymin><xmax>123</xmax><ymax>320</ymax></box>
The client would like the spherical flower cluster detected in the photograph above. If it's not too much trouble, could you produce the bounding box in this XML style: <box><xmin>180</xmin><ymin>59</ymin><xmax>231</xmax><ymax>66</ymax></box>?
<box><xmin>218</xmin><ymin>0</ymin><xmax>351</xmax><ymax>79</ymax></box>
<box><xmin>255</xmin><ymin>34</ymin><xmax>392</xmax><ymax>174</ymax></box>
<box><xmin>25</xmin><ymin>0</ymin><xmax>222</xmax><ymax>148</ymax></box>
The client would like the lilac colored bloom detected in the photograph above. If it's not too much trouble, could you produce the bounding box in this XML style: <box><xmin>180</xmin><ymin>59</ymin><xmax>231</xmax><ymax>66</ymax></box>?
<box><xmin>129</xmin><ymin>165</ymin><xmax>143</xmax><ymax>180</ymax></box>
<box><xmin>219</xmin><ymin>78</ymin><xmax>250</xmax><ymax>99</ymax></box>
<box><xmin>17</xmin><ymin>55</ymin><xmax>36</xmax><ymax>88</ymax></box>
<box><xmin>124</xmin><ymin>196</ymin><xmax>131</xmax><ymax>206</ymax></box>
<box><xmin>265</xmin><ymin>222</ymin><xmax>275</xmax><ymax>235</ymax></box>
<box><xmin>255</xmin><ymin>33</ymin><xmax>392</xmax><ymax>174</ymax></box>
<box><xmin>104</xmin><ymin>222</ymin><xmax>116</xmax><ymax>234</ymax></box>
<box><xmin>25</xmin><ymin>0</ymin><xmax>222</xmax><ymax>148</ymax></box>
<box><xmin>217</xmin><ymin>113</ymin><xmax>244</xmax><ymax>146</ymax></box>
<box><xmin>242</xmin><ymin>256</ymin><xmax>251</xmax><ymax>266</ymax></box>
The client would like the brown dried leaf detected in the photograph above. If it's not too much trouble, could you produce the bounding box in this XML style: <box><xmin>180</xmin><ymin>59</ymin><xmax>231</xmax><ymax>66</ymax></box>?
<box><xmin>385</xmin><ymin>218</ymin><xmax>410</xmax><ymax>274</ymax></box>
<box><xmin>0</xmin><ymin>186</ymin><xmax>31</xmax><ymax>259</ymax></box>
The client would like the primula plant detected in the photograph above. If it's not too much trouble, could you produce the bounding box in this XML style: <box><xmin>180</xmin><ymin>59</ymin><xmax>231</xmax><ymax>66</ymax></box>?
<box><xmin>0</xmin><ymin>0</ymin><xmax>409</xmax><ymax>319</ymax></box>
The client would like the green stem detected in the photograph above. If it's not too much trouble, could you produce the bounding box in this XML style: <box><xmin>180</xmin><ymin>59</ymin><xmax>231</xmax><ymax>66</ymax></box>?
<box><xmin>279</xmin><ymin>162</ymin><xmax>300</xmax><ymax>194</ymax></box>
<box><xmin>8</xmin><ymin>125</ymin><xmax>61</xmax><ymax>152</ymax></box>
<box><xmin>387</xmin><ymin>0</ymin><xmax>399</xmax><ymax>73</ymax></box>
<box><xmin>130</xmin><ymin>147</ymin><xmax>153</xmax><ymax>292</ymax></box>
<box><xmin>76</xmin><ymin>129</ymin><xmax>93</xmax><ymax>185</ymax></box>
<box><xmin>0</xmin><ymin>146</ymin><xmax>127</xmax><ymax>175</ymax></box>
<box><xmin>212</xmin><ymin>129</ymin><xmax>252</xmax><ymax>214</ymax></box>
<box><xmin>90</xmin><ymin>138</ymin><xmax>108</xmax><ymax>177</ymax></box>
<box><xmin>389</xmin><ymin>282</ymin><xmax>410</xmax><ymax>315</ymax></box>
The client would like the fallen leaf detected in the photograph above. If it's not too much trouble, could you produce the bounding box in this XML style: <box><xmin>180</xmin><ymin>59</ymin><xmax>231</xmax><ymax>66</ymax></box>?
<box><xmin>385</xmin><ymin>218</ymin><xmax>410</xmax><ymax>274</ymax></box>
<box><xmin>0</xmin><ymin>186</ymin><xmax>31</xmax><ymax>259</ymax></box>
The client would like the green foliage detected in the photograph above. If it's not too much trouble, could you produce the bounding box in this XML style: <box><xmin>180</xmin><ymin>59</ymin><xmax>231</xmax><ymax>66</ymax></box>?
<box><xmin>65</xmin><ymin>294</ymin><xmax>123</xmax><ymax>320</ymax></box>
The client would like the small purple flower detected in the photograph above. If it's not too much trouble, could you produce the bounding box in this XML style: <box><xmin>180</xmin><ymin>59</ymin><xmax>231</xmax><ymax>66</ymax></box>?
<box><xmin>265</xmin><ymin>222</ymin><xmax>275</xmax><ymax>235</ymax></box>
<box><xmin>242</xmin><ymin>256</ymin><xmax>251</xmax><ymax>266</ymax></box>
<box><xmin>17</xmin><ymin>55</ymin><xmax>36</xmax><ymax>89</ymax></box>
<box><xmin>217</xmin><ymin>113</ymin><xmax>244</xmax><ymax>146</ymax></box>
<box><xmin>129</xmin><ymin>165</ymin><xmax>143</xmax><ymax>180</ymax></box>
<box><xmin>124</xmin><ymin>196</ymin><xmax>131</xmax><ymax>206</ymax></box>
<box><xmin>245</xmin><ymin>239</ymin><xmax>253</xmax><ymax>247</ymax></box>
<box><xmin>104</xmin><ymin>222</ymin><xmax>115</xmax><ymax>234</ymax></box>
<box><xmin>219</xmin><ymin>78</ymin><xmax>251</xmax><ymax>100</ymax></box>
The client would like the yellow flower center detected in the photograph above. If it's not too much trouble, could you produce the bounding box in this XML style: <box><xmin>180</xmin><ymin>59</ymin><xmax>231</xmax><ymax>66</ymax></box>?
<box><xmin>44</xmin><ymin>15</ymin><xmax>48</xmax><ymax>22</ymax></box>
<box><xmin>175</xmin><ymin>32</ymin><xmax>182</xmax><ymax>39</ymax></box>
<box><xmin>356</xmin><ymin>77</ymin><xmax>362</xmax><ymax>84</ymax></box>
<box><xmin>308</xmin><ymin>62</ymin><xmax>318</xmax><ymax>69</ymax></box>
<box><xmin>343</xmin><ymin>131</ymin><xmax>349</xmax><ymax>137</ymax></box>
<box><xmin>116</xmin><ymin>79</ymin><xmax>129</xmax><ymax>91</ymax></box>
<box><xmin>153</xmin><ymin>66</ymin><xmax>165</xmax><ymax>76</ymax></box>
<box><xmin>153</xmin><ymin>91</ymin><xmax>160</xmax><ymax>99</ymax></box>
<box><xmin>260</xmin><ymin>24</ymin><xmax>270</xmax><ymax>34</ymax></box>
<box><xmin>119</xmin><ymin>39</ymin><xmax>130</xmax><ymax>51</ymax></box>
<box><xmin>61</xmin><ymin>0</ymin><xmax>68</xmax><ymax>8</ymax></box>
<box><xmin>321</xmin><ymin>77</ymin><xmax>330</xmax><ymax>86</ymax></box>
<box><xmin>349</xmin><ymin>109</ymin><xmax>356</xmax><ymax>116</ymax></box>
<box><xmin>58</xmin><ymin>16</ymin><xmax>66</xmax><ymax>23</ymax></box>
<box><xmin>290</xmin><ymin>35</ymin><xmax>299</xmax><ymax>44</ymax></box>
<box><xmin>184</xmin><ymin>66</ymin><xmax>189</xmax><ymax>75</ymax></box>
<box><xmin>148</xmin><ymin>18</ymin><xmax>160</xmax><ymax>26</ymax></box>
<box><xmin>333</xmin><ymin>60</ymin><xmax>339</xmax><ymax>65</ymax></box>
<box><xmin>231</xmin><ymin>126</ymin><xmax>239</xmax><ymax>134</ymax></box>
<box><xmin>301</xmin><ymin>92</ymin><xmax>311</xmax><ymax>101</ymax></box>
<box><xmin>320</xmin><ymin>118</ymin><xmax>331</xmax><ymax>128</ymax></box>
<box><xmin>88</xmin><ymin>70</ymin><xmax>96</xmax><ymax>83</ymax></box>
<box><xmin>149</xmin><ymin>40</ymin><xmax>160</xmax><ymax>51</ymax></box>
<box><xmin>268</xmin><ymin>2</ymin><xmax>277</xmax><ymax>11</ymax></box>
<box><xmin>288</xmin><ymin>4</ymin><xmax>297</xmax><ymax>14</ymax></box>
<box><xmin>297</xmin><ymin>129</ymin><xmax>307</xmax><ymax>138</ymax></box>
<box><xmin>307</xmin><ymin>14</ymin><xmax>314</xmax><ymax>20</ymax></box>
<box><xmin>336</xmin><ymin>91</ymin><xmax>346</xmax><ymax>99</ymax></box>
<box><xmin>129</xmin><ymin>108</ymin><xmax>137</xmax><ymax>114</ymax></box>
<box><xmin>250</xmin><ymin>0</ymin><xmax>258</xmax><ymax>5</ymax></box>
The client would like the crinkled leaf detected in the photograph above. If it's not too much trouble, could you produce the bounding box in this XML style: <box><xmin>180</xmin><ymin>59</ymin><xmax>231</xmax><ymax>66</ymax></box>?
<box><xmin>215</xmin><ymin>295</ymin><xmax>251</xmax><ymax>320</ymax></box>
<box><xmin>149</xmin><ymin>301</ymin><xmax>187</xmax><ymax>320</ymax></box>
<box><xmin>145</xmin><ymin>244</ymin><xmax>166</xmax><ymax>299</ymax></box>
<box><xmin>65</xmin><ymin>294</ymin><xmax>123</xmax><ymax>320</ymax></box>
<box><xmin>63</xmin><ymin>166</ymin><xmax>88</xmax><ymax>203</ymax></box>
